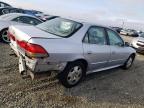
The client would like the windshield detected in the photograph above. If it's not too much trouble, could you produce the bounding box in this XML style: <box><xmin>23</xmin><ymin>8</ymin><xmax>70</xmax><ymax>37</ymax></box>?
<box><xmin>36</xmin><ymin>18</ymin><xmax>82</xmax><ymax>37</ymax></box>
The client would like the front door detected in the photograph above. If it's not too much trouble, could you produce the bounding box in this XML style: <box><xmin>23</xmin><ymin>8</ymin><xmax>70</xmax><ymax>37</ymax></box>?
<box><xmin>106</xmin><ymin>29</ymin><xmax>129</xmax><ymax>66</ymax></box>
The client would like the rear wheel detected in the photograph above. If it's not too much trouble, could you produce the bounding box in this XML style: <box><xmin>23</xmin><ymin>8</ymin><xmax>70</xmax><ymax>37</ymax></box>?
<box><xmin>122</xmin><ymin>54</ymin><xmax>135</xmax><ymax>69</ymax></box>
<box><xmin>0</xmin><ymin>29</ymin><xmax>9</xmax><ymax>43</ymax></box>
<box><xmin>58</xmin><ymin>62</ymin><xmax>86</xmax><ymax>88</ymax></box>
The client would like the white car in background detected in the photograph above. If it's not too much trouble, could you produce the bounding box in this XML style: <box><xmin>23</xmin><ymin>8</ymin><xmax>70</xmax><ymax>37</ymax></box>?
<box><xmin>0</xmin><ymin>13</ymin><xmax>43</xmax><ymax>43</ymax></box>
<box><xmin>131</xmin><ymin>33</ymin><xmax>144</xmax><ymax>54</ymax></box>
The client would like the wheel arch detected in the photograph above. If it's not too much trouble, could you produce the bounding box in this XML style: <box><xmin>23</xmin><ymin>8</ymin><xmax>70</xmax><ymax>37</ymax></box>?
<box><xmin>130</xmin><ymin>53</ymin><xmax>136</xmax><ymax>59</ymax></box>
<box><xmin>0</xmin><ymin>27</ymin><xmax>8</xmax><ymax>33</ymax></box>
<box><xmin>68</xmin><ymin>58</ymin><xmax>88</xmax><ymax>70</ymax></box>
<box><xmin>0</xmin><ymin>27</ymin><xmax>9</xmax><ymax>42</ymax></box>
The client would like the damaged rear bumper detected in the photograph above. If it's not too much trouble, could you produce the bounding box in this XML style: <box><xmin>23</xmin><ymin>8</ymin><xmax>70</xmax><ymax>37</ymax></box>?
<box><xmin>18</xmin><ymin>53</ymin><xmax>67</xmax><ymax>74</ymax></box>
<box><xmin>10</xmin><ymin>43</ymin><xmax>67</xmax><ymax>76</ymax></box>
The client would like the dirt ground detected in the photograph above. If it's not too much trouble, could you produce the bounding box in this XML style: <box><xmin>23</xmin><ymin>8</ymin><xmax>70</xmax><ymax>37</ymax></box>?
<box><xmin>1</xmin><ymin>35</ymin><xmax>144</xmax><ymax>108</ymax></box>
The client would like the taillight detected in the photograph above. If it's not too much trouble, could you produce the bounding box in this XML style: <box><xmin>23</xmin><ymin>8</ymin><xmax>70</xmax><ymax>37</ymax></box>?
<box><xmin>17</xmin><ymin>40</ymin><xmax>48</xmax><ymax>58</ymax></box>
<box><xmin>8</xmin><ymin>32</ymin><xmax>15</xmax><ymax>41</ymax></box>
<box><xmin>25</xmin><ymin>43</ymin><xmax>47</xmax><ymax>54</ymax></box>
<box><xmin>17</xmin><ymin>40</ymin><xmax>27</xmax><ymax>48</ymax></box>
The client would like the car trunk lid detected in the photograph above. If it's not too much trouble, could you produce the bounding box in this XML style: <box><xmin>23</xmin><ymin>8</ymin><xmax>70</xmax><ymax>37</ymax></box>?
<box><xmin>9</xmin><ymin>25</ymin><xmax>62</xmax><ymax>42</ymax></box>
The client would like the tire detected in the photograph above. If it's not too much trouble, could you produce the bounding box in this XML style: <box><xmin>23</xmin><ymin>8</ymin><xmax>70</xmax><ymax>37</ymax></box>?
<box><xmin>0</xmin><ymin>28</ymin><xmax>9</xmax><ymax>43</ymax></box>
<box><xmin>58</xmin><ymin>61</ymin><xmax>86</xmax><ymax>88</ymax></box>
<box><xmin>122</xmin><ymin>54</ymin><xmax>135</xmax><ymax>69</ymax></box>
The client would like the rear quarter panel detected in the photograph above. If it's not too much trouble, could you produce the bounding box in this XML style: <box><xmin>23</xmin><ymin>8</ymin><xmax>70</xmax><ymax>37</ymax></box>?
<box><xmin>28</xmin><ymin>38</ymin><xmax>85</xmax><ymax>63</ymax></box>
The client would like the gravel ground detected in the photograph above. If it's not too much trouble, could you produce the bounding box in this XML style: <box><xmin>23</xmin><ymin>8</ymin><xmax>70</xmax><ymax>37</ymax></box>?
<box><xmin>1</xmin><ymin>36</ymin><xmax>144</xmax><ymax>108</ymax></box>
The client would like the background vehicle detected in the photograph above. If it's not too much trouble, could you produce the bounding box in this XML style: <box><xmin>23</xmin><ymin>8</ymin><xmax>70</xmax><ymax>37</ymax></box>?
<box><xmin>111</xmin><ymin>27</ymin><xmax>122</xmax><ymax>33</ymax></box>
<box><xmin>0</xmin><ymin>7</ymin><xmax>44</xmax><ymax>17</ymax></box>
<box><xmin>131</xmin><ymin>33</ymin><xmax>144</xmax><ymax>53</ymax></box>
<box><xmin>120</xmin><ymin>29</ymin><xmax>138</xmax><ymax>37</ymax></box>
<box><xmin>23</xmin><ymin>9</ymin><xmax>43</xmax><ymax>16</ymax></box>
<box><xmin>120</xmin><ymin>29</ymin><xmax>128</xmax><ymax>35</ymax></box>
<box><xmin>37</xmin><ymin>14</ymin><xmax>58</xmax><ymax>21</ymax></box>
<box><xmin>0</xmin><ymin>1</ymin><xmax>12</xmax><ymax>8</ymax></box>
<box><xmin>0</xmin><ymin>13</ymin><xmax>43</xmax><ymax>43</ymax></box>
<box><xmin>0</xmin><ymin>7</ymin><xmax>24</xmax><ymax>16</ymax></box>
<box><xmin>9</xmin><ymin>18</ymin><xmax>136</xmax><ymax>88</ymax></box>
<box><xmin>137</xmin><ymin>31</ymin><xmax>144</xmax><ymax>36</ymax></box>
<box><xmin>0</xmin><ymin>7</ymin><xmax>57</xmax><ymax>21</ymax></box>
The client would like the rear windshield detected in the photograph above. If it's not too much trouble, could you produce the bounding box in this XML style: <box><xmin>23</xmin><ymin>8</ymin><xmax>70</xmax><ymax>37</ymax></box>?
<box><xmin>36</xmin><ymin>18</ymin><xmax>82</xmax><ymax>37</ymax></box>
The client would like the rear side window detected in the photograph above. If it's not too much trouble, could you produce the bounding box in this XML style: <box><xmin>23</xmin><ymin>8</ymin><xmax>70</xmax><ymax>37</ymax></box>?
<box><xmin>83</xmin><ymin>26</ymin><xmax>107</xmax><ymax>45</ymax></box>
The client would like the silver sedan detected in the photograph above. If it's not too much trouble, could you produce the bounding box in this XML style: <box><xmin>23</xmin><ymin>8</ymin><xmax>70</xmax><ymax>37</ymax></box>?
<box><xmin>9</xmin><ymin>17</ymin><xmax>136</xmax><ymax>88</ymax></box>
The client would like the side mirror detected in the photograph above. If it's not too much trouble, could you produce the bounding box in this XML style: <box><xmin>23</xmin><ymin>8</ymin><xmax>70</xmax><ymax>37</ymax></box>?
<box><xmin>125</xmin><ymin>42</ymin><xmax>130</xmax><ymax>47</ymax></box>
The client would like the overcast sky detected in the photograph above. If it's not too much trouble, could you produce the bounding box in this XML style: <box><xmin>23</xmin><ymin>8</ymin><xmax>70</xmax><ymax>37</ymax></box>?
<box><xmin>1</xmin><ymin>0</ymin><xmax>144</xmax><ymax>30</ymax></box>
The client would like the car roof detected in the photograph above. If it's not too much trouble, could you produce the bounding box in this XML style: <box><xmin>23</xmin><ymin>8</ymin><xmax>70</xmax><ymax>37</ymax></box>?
<box><xmin>64</xmin><ymin>17</ymin><xmax>115</xmax><ymax>30</ymax></box>
<box><xmin>82</xmin><ymin>21</ymin><xmax>113</xmax><ymax>30</ymax></box>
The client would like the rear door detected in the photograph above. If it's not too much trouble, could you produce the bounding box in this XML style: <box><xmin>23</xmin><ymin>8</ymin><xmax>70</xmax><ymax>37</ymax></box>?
<box><xmin>106</xmin><ymin>28</ymin><xmax>128</xmax><ymax>66</ymax></box>
<box><xmin>83</xmin><ymin>26</ymin><xmax>111</xmax><ymax>71</ymax></box>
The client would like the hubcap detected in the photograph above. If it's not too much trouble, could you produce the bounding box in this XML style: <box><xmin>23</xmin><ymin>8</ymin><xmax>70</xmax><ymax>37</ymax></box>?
<box><xmin>2</xmin><ymin>30</ymin><xmax>10</xmax><ymax>43</ymax></box>
<box><xmin>126</xmin><ymin>57</ymin><xmax>133</xmax><ymax>68</ymax></box>
<box><xmin>67</xmin><ymin>66</ymin><xmax>82</xmax><ymax>85</ymax></box>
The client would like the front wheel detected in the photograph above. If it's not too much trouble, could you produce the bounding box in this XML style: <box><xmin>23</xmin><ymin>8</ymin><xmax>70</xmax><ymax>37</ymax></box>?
<box><xmin>0</xmin><ymin>29</ymin><xmax>10</xmax><ymax>43</ymax></box>
<box><xmin>122</xmin><ymin>55</ymin><xmax>135</xmax><ymax>69</ymax></box>
<box><xmin>58</xmin><ymin>62</ymin><xmax>86</xmax><ymax>88</ymax></box>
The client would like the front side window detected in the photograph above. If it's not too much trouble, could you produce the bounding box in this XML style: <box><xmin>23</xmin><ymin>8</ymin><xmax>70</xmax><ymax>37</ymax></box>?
<box><xmin>107</xmin><ymin>29</ymin><xmax>124</xmax><ymax>46</ymax></box>
<box><xmin>83</xmin><ymin>26</ymin><xmax>106</xmax><ymax>45</ymax></box>
<box><xmin>36</xmin><ymin>18</ymin><xmax>82</xmax><ymax>37</ymax></box>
